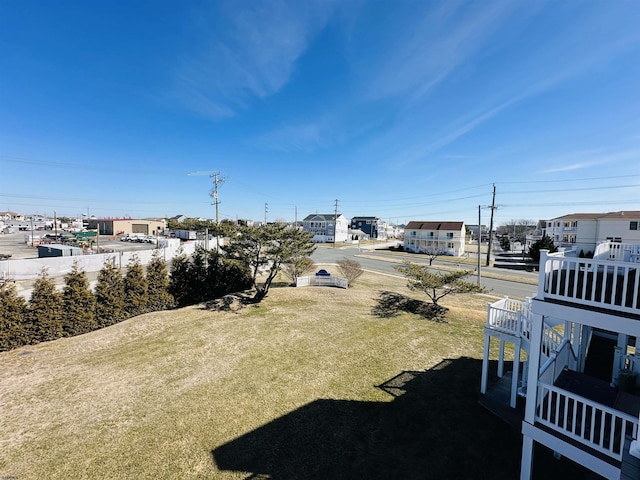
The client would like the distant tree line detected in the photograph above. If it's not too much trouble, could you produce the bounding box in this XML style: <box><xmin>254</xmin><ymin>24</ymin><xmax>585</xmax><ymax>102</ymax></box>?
<box><xmin>1</xmin><ymin>222</ymin><xmax>321</xmax><ymax>352</ymax></box>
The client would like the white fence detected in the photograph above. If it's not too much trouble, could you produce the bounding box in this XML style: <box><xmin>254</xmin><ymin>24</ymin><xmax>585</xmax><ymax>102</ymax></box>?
<box><xmin>296</xmin><ymin>275</ymin><xmax>348</xmax><ymax>289</ymax></box>
<box><xmin>486</xmin><ymin>297</ymin><xmax>531</xmax><ymax>338</ymax></box>
<box><xmin>0</xmin><ymin>242</ymin><xmax>198</xmax><ymax>281</ymax></box>
<box><xmin>536</xmin><ymin>382</ymin><xmax>638</xmax><ymax>462</ymax></box>
<box><xmin>539</xmin><ymin>250</ymin><xmax>640</xmax><ymax>316</ymax></box>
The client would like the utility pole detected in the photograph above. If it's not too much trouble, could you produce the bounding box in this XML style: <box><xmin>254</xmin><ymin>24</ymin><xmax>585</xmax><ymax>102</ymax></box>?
<box><xmin>486</xmin><ymin>184</ymin><xmax>497</xmax><ymax>267</ymax></box>
<box><xmin>477</xmin><ymin>205</ymin><xmax>481</xmax><ymax>286</ymax></box>
<box><xmin>333</xmin><ymin>199</ymin><xmax>339</xmax><ymax>249</ymax></box>
<box><xmin>209</xmin><ymin>172</ymin><xmax>224</xmax><ymax>252</ymax></box>
<box><xmin>209</xmin><ymin>172</ymin><xmax>224</xmax><ymax>225</ymax></box>
<box><xmin>264</xmin><ymin>203</ymin><xmax>268</xmax><ymax>225</ymax></box>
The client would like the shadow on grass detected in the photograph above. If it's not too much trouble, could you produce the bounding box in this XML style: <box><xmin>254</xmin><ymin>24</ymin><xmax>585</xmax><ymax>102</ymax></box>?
<box><xmin>372</xmin><ymin>290</ymin><xmax>447</xmax><ymax>322</ymax></box>
<box><xmin>203</xmin><ymin>291</ymin><xmax>255</xmax><ymax>312</ymax></box>
<box><xmin>211</xmin><ymin>357</ymin><xmax>587</xmax><ymax>480</ymax></box>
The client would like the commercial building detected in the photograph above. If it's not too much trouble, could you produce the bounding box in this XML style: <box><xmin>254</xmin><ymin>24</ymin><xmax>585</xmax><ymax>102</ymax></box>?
<box><xmin>87</xmin><ymin>218</ymin><xmax>165</xmax><ymax>236</ymax></box>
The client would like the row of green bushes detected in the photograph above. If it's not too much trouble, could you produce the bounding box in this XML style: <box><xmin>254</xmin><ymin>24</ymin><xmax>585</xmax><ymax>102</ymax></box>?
<box><xmin>0</xmin><ymin>247</ymin><xmax>253</xmax><ymax>352</ymax></box>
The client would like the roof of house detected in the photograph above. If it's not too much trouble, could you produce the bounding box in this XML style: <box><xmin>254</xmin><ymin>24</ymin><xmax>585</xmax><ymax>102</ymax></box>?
<box><xmin>405</xmin><ymin>221</ymin><xmax>464</xmax><ymax>230</ymax></box>
<box><xmin>303</xmin><ymin>214</ymin><xmax>345</xmax><ymax>221</ymax></box>
<box><xmin>551</xmin><ymin>211</ymin><xmax>640</xmax><ymax>221</ymax></box>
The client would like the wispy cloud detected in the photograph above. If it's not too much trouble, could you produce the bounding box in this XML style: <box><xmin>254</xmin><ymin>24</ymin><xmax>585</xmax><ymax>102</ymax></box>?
<box><xmin>355</xmin><ymin>2</ymin><xmax>640</xmax><ymax>169</ymax></box>
<box><xmin>171</xmin><ymin>0</ymin><xmax>337</xmax><ymax>119</ymax></box>
<box><xmin>253</xmin><ymin>111</ymin><xmax>382</xmax><ymax>153</ymax></box>
<box><xmin>358</xmin><ymin>1</ymin><xmax>522</xmax><ymax>102</ymax></box>
<box><xmin>254</xmin><ymin>121</ymin><xmax>330</xmax><ymax>153</ymax></box>
<box><xmin>540</xmin><ymin>148</ymin><xmax>640</xmax><ymax>174</ymax></box>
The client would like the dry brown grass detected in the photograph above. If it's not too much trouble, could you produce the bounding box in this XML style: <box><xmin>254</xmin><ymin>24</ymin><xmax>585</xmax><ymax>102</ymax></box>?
<box><xmin>0</xmin><ymin>271</ymin><xmax>579</xmax><ymax>479</ymax></box>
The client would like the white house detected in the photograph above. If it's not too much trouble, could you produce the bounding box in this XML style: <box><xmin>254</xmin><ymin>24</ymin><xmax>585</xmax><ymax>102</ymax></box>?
<box><xmin>481</xmin><ymin>240</ymin><xmax>640</xmax><ymax>479</ymax></box>
<box><xmin>302</xmin><ymin>213</ymin><xmax>349</xmax><ymax>243</ymax></box>
<box><xmin>403</xmin><ymin>221</ymin><xmax>465</xmax><ymax>256</ymax></box>
<box><xmin>546</xmin><ymin>211</ymin><xmax>640</xmax><ymax>256</ymax></box>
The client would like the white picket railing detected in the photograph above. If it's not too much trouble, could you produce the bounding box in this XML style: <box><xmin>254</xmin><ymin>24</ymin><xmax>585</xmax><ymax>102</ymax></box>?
<box><xmin>536</xmin><ymin>382</ymin><xmax>638</xmax><ymax>462</ymax></box>
<box><xmin>486</xmin><ymin>297</ymin><xmax>531</xmax><ymax>338</ymax></box>
<box><xmin>296</xmin><ymin>275</ymin><xmax>348</xmax><ymax>289</ymax></box>
<box><xmin>538</xmin><ymin>338</ymin><xmax>574</xmax><ymax>386</ymax></box>
<box><xmin>594</xmin><ymin>242</ymin><xmax>640</xmax><ymax>263</ymax></box>
<box><xmin>539</xmin><ymin>249</ymin><xmax>640</xmax><ymax>316</ymax></box>
<box><xmin>542</xmin><ymin>324</ymin><xmax>563</xmax><ymax>357</ymax></box>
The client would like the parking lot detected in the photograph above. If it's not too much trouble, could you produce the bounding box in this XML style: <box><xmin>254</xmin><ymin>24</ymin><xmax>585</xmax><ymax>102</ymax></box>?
<box><xmin>0</xmin><ymin>231</ymin><xmax>165</xmax><ymax>260</ymax></box>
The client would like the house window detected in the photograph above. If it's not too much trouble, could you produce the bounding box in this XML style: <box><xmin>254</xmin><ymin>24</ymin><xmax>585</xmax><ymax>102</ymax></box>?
<box><xmin>446</xmin><ymin>232</ymin><xmax>453</xmax><ymax>239</ymax></box>
<box><xmin>630</xmin><ymin>221</ymin><xmax>638</xmax><ymax>231</ymax></box>
<box><xmin>447</xmin><ymin>242</ymin><xmax>454</xmax><ymax>248</ymax></box>
<box><xmin>572</xmin><ymin>221</ymin><xmax>578</xmax><ymax>228</ymax></box>
<box><xmin>411</xmin><ymin>231</ymin><xmax>416</xmax><ymax>236</ymax></box>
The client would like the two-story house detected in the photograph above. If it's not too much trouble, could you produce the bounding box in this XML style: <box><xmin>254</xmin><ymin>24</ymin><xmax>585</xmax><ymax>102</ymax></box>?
<box><xmin>302</xmin><ymin>214</ymin><xmax>349</xmax><ymax>243</ymax></box>
<box><xmin>403</xmin><ymin>221</ymin><xmax>465</xmax><ymax>256</ymax></box>
<box><xmin>546</xmin><ymin>211</ymin><xmax>640</xmax><ymax>256</ymax></box>
<box><xmin>350</xmin><ymin>216</ymin><xmax>387</xmax><ymax>241</ymax></box>
<box><xmin>481</xmin><ymin>240</ymin><xmax>640</xmax><ymax>479</ymax></box>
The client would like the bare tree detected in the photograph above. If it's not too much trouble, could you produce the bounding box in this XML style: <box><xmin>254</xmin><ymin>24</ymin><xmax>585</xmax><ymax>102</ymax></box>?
<box><xmin>424</xmin><ymin>247</ymin><xmax>448</xmax><ymax>266</ymax></box>
<box><xmin>497</xmin><ymin>219</ymin><xmax>536</xmax><ymax>244</ymax></box>
<box><xmin>281</xmin><ymin>256</ymin><xmax>315</xmax><ymax>286</ymax></box>
<box><xmin>336</xmin><ymin>258</ymin><xmax>364</xmax><ymax>286</ymax></box>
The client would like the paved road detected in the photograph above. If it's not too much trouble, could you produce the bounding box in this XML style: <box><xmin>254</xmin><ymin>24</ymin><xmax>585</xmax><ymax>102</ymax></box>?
<box><xmin>311</xmin><ymin>245</ymin><xmax>538</xmax><ymax>300</ymax></box>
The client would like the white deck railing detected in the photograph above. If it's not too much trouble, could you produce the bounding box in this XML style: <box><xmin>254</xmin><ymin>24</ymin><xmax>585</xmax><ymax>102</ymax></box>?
<box><xmin>536</xmin><ymin>382</ymin><xmax>638</xmax><ymax>462</ymax></box>
<box><xmin>538</xmin><ymin>249</ymin><xmax>640</xmax><ymax>316</ymax></box>
<box><xmin>542</xmin><ymin>324</ymin><xmax>563</xmax><ymax>357</ymax></box>
<box><xmin>486</xmin><ymin>297</ymin><xmax>531</xmax><ymax>338</ymax></box>
<box><xmin>594</xmin><ymin>242</ymin><xmax>640</xmax><ymax>263</ymax></box>
<box><xmin>539</xmin><ymin>338</ymin><xmax>575</xmax><ymax>386</ymax></box>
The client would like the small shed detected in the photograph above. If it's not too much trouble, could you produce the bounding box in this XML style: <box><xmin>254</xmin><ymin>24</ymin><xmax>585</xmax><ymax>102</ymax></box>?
<box><xmin>38</xmin><ymin>244</ymin><xmax>83</xmax><ymax>258</ymax></box>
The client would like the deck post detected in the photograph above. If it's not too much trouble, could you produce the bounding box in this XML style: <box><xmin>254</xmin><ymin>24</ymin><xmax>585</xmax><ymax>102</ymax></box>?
<box><xmin>578</xmin><ymin>325</ymin><xmax>590</xmax><ymax>373</ymax></box>
<box><xmin>498</xmin><ymin>338</ymin><xmax>505</xmax><ymax>378</ymax></box>
<box><xmin>481</xmin><ymin>334</ymin><xmax>491</xmax><ymax>394</ymax></box>
<box><xmin>612</xmin><ymin>334</ymin><xmax>628</xmax><ymax>386</ymax></box>
<box><xmin>524</xmin><ymin>313</ymin><xmax>544</xmax><ymax>424</ymax></box>
<box><xmin>520</xmin><ymin>435</ymin><xmax>534</xmax><ymax>480</ymax></box>
<box><xmin>537</xmin><ymin>250</ymin><xmax>549</xmax><ymax>298</ymax></box>
<box><xmin>511</xmin><ymin>338</ymin><xmax>521</xmax><ymax>408</ymax></box>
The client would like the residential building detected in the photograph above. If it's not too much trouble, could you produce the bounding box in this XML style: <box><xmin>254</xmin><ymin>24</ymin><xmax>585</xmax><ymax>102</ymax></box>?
<box><xmin>171</xmin><ymin>214</ymin><xmax>188</xmax><ymax>223</ymax></box>
<box><xmin>481</xmin><ymin>240</ymin><xmax>640</xmax><ymax>479</ymax></box>
<box><xmin>403</xmin><ymin>221</ymin><xmax>466</xmax><ymax>256</ymax></box>
<box><xmin>524</xmin><ymin>220</ymin><xmax>547</xmax><ymax>253</ymax></box>
<box><xmin>0</xmin><ymin>211</ymin><xmax>25</xmax><ymax>222</ymax></box>
<box><xmin>87</xmin><ymin>218</ymin><xmax>165</xmax><ymax>236</ymax></box>
<box><xmin>467</xmin><ymin>224</ymin><xmax>489</xmax><ymax>243</ymax></box>
<box><xmin>350</xmin><ymin>216</ymin><xmax>386</xmax><ymax>240</ymax></box>
<box><xmin>302</xmin><ymin>214</ymin><xmax>348</xmax><ymax>243</ymax></box>
<box><xmin>546</xmin><ymin>211</ymin><xmax>640</xmax><ymax>256</ymax></box>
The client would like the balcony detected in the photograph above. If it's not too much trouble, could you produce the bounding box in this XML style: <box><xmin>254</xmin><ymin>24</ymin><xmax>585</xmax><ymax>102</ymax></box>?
<box><xmin>538</xmin><ymin>244</ymin><xmax>640</xmax><ymax>317</ymax></box>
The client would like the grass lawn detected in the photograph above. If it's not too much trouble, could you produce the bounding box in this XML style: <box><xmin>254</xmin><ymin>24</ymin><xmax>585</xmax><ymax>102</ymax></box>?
<box><xmin>0</xmin><ymin>271</ymin><xmax>584</xmax><ymax>479</ymax></box>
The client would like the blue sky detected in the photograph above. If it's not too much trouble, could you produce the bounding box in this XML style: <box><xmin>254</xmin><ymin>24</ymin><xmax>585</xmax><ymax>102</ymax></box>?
<box><xmin>2</xmin><ymin>0</ymin><xmax>640</xmax><ymax>226</ymax></box>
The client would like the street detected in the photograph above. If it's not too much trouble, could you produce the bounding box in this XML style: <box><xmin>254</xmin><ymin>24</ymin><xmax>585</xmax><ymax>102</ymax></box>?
<box><xmin>311</xmin><ymin>244</ymin><xmax>538</xmax><ymax>300</ymax></box>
